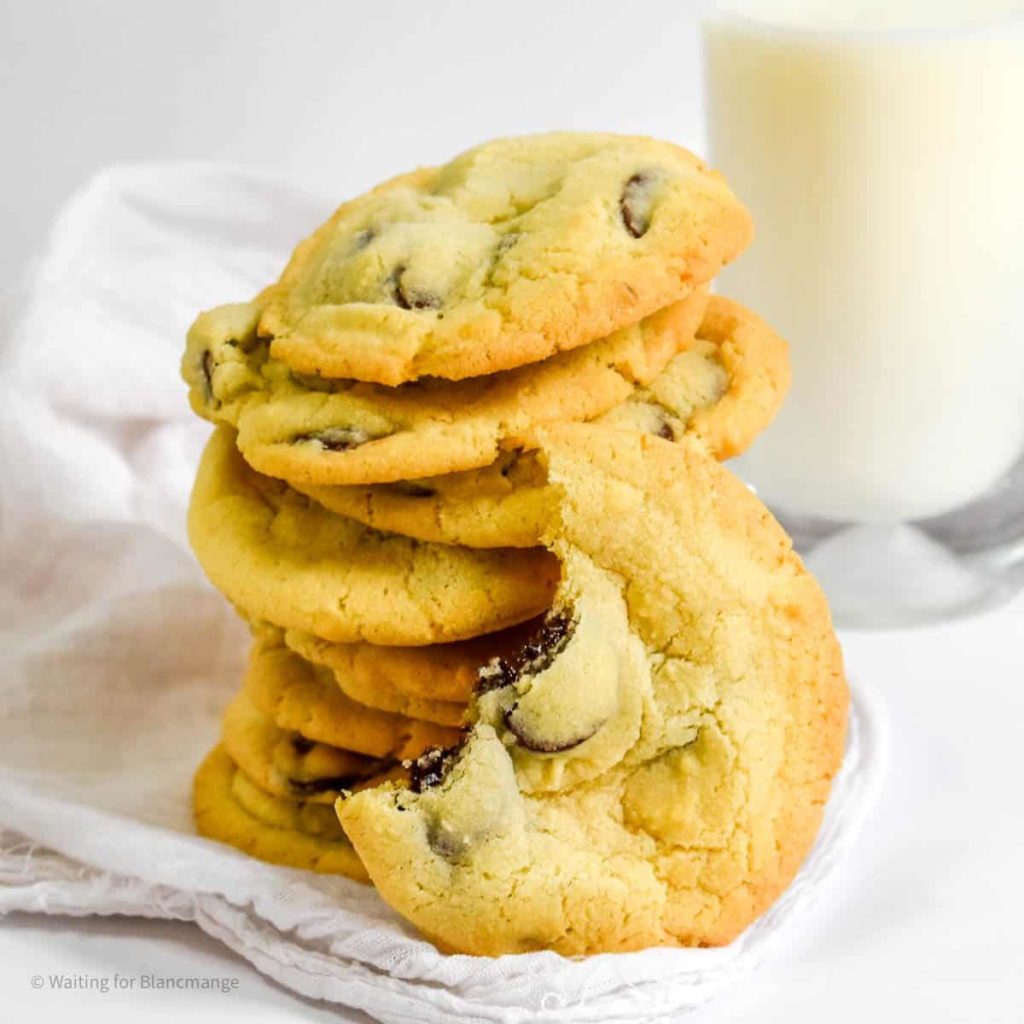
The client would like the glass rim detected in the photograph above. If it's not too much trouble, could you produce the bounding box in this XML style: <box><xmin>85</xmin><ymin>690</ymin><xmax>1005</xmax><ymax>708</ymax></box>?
<box><xmin>702</xmin><ymin>4</ymin><xmax>1024</xmax><ymax>46</ymax></box>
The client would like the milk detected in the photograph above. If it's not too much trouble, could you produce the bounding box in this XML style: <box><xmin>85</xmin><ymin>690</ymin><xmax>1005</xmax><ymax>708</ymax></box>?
<box><xmin>704</xmin><ymin>2</ymin><xmax>1024</xmax><ymax>523</ymax></box>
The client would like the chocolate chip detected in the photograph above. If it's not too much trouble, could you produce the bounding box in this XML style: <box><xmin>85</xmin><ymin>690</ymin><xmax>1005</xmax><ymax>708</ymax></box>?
<box><xmin>620</xmin><ymin>171</ymin><xmax>658</xmax><ymax>239</ymax></box>
<box><xmin>476</xmin><ymin>611</ymin><xmax>576</xmax><ymax>693</ymax></box>
<box><xmin>353</xmin><ymin>227</ymin><xmax>376</xmax><ymax>250</ymax></box>
<box><xmin>408</xmin><ymin>743</ymin><xmax>464</xmax><ymax>794</ymax></box>
<box><xmin>385</xmin><ymin>481</ymin><xmax>437</xmax><ymax>499</ymax></box>
<box><xmin>290</xmin><ymin>735</ymin><xmax>315</xmax><ymax>755</ymax></box>
<box><xmin>485</xmin><ymin>232</ymin><xmax>520</xmax><ymax>284</ymax></box>
<box><xmin>494</xmin><ymin>232</ymin><xmax>519</xmax><ymax>258</ymax></box>
<box><xmin>292</xmin><ymin>426</ymin><xmax>379</xmax><ymax>452</ymax></box>
<box><xmin>287</xmin><ymin>773</ymin><xmax>365</xmax><ymax>795</ymax></box>
<box><xmin>501</xmin><ymin>709</ymin><xmax>601</xmax><ymax>753</ymax></box>
<box><xmin>390</xmin><ymin>265</ymin><xmax>442</xmax><ymax>311</ymax></box>
<box><xmin>654</xmin><ymin>408</ymin><xmax>678</xmax><ymax>441</ymax></box>
<box><xmin>426</xmin><ymin>820</ymin><xmax>472</xmax><ymax>860</ymax></box>
<box><xmin>499</xmin><ymin>451</ymin><xmax>521</xmax><ymax>479</ymax></box>
<box><xmin>289</xmin><ymin>370</ymin><xmax>336</xmax><ymax>393</ymax></box>
<box><xmin>200</xmin><ymin>349</ymin><xmax>215</xmax><ymax>404</ymax></box>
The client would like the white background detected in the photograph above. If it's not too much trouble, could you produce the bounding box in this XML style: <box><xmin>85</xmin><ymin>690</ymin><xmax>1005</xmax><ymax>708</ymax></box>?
<box><xmin>2</xmin><ymin>1</ymin><xmax>1023</xmax><ymax>1022</ymax></box>
<box><xmin>0</xmin><ymin>0</ymin><xmax>709</xmax><ymax>283</ymax></box>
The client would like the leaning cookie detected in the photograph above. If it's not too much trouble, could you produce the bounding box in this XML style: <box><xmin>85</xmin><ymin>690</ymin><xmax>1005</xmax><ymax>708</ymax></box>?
<box><xmin>257</xmin><ymin>132</ymin><xmax>751</xmax><ymax>384</ymax></box>
<box><xmin>187</xmin><ymin>427</ymin><xmax>559</xmax><ymax>645</ymax></box>
<box><xmin>336</xmin><ymin>423</ymin><xmax>848</xmax><ymax>955</ymax></box>
<box><xmin>193</xmin><ymin>745</ymin><xmax>368</xmax><ymax>879</ymax></box>
<box><xmin>183</xmin><ymin>289</ymin><xmax>707</xmax><ymax>487</ymax></box>
<box><xmin>297</xmin><ymin>296</ymin><xmax>790</xmax><ymax>548</ymax></box>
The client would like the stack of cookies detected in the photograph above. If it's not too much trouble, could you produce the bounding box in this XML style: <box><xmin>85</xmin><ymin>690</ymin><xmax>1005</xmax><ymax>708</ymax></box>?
<box><xmin>182</xmin><ymin>133</ymin><xmax>847</xmax><ymax>956</ymax></box>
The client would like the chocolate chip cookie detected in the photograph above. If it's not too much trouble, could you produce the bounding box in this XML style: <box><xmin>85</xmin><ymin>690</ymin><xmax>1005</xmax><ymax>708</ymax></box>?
<box><xmin>187</xmin><ymin>427</ymin><xmax>559</xmax><ymax>644</ymax></box>
<box><xmin>257</xmin><ymin>132</ymin><xmax>751</xmax><ymax>384</ymax></box>
<box><xmin>242</xmin><ymin>635</ymin><xmax>464</xmax><ymax>760</ymax></box>
<box><xmin>268</xmin><ymin>627</ymin><xmax>466</xmax><ymax>727</ymax></box>
<box><xmin>280</xmin><ymin>616</ymin><xmax>551</xmax><ymax>710</ymax></box>
<box><xmin>183</xmin><ymin>289</ymin><xmax>707</xmax><ymax>487</ymax></box>
<box><xmin>221</xmin><ymin>690</ymin><xmax>389</xmax><ymax>804</ymax></box>
<box><xmin>193</xmin><ymin>745</ymin><xmax>368</xmax><ymax>879</ymax></box>
<box><xmin>297</xmin><ymin>296</ymin><xmax>790</xmax><ymax>547</ymax></box>
<box><xmin>336</xmin><ymin>424</ymin><xmax>848</xmax><ymax>955</ymax></box>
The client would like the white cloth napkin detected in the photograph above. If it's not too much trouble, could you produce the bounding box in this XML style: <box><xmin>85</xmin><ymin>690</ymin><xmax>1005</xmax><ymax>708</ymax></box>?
<box><xmin>0</xmin><ymin>164</ymin><xmax>889</xmax><ymax>1023</ymax></box>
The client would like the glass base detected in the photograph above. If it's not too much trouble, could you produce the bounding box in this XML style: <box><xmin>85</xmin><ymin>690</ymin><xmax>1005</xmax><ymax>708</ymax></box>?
<box><xmin>766</xmin><ymin>450</ymin><xmax>1024</xmax><ymax>629</ymax></box>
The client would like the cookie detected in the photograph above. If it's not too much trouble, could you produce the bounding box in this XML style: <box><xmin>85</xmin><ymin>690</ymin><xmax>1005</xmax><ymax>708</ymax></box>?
<box><xmin>243</xmin><ymin>635</ymin><xmax>464</xmax><ymax>760</ymax></box>
<box><xmin>336</xmin><ymin>423</ymin><xmax>848</xmax><ymax>955</ymax></box>
<box><xmin>281</xmin><ymin>614</ymin><xmax>553</xmax><ymax>707</ymax></box>
<box><xmin>303</xmin><ymin>451</ymin><xmax>556</xmax><ymax>550</ymax></box>
<box><xmin>183</xmin><ymin>288</ymin><xmax>707</xmax><ymax>487</ymax></box>
<box><xmin>298</xmin><ymin>296</ymin><xmax>790</xmax><ymax>547</ymax></box>
<box><xmin>221</xmin><ymin>690</ymin><xmax>387</xmax><ymax>804</ymax></box>
<box><xmin>231</xmin><ymin>757</ymin><xmax>349</xmax><ymax>840</ymax></box>
<box><xmin>599</xmin><ymin>294</ymin><xmax>790</xmax><ymax>461</ymax></box>
<box><xmin>193</xmin><ymin>745</ymin><xmax>367</xmax><ymax>879</ymax></box>
<box><xmin>263</xmin><ymin>628</ymin><xmax>466</xmax><ymax>728</ymax></box>
<box><xmin>187</xmin><ymin>426</ymin><xmax>559</xmax><ymax>645</ymax></box>
<box><xmin>255</xmin><ymin>132</ymin><xmax>751</xmax><ymax>385</ymax></box>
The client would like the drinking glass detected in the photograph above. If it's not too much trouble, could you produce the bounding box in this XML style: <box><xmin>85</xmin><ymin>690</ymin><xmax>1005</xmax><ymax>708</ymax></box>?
<box><xmin>703</xmin><ymin>0</ymin><xmax>1024</xmax><ymax>626</ymax></box>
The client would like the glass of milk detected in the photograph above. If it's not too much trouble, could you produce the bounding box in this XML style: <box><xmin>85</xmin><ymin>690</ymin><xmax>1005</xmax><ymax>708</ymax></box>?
<box><xmin>704</xmin><ymin>0</ymin><xmax>1024</xmax><ymax>626</ymax></box>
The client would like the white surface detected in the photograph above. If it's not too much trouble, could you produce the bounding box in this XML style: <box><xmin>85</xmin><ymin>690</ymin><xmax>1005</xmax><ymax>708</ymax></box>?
<box><xmin>0</xmin><ymin>164</ymin><xmax>884</xmax><ymax>1024</ymax></box>
<box><xmin>0</xmin><ymin>0</ymin><xmax>710</xmax><ymax>286</ymax></box>
<box><xmin>0</xmin><ymin>915</ymin><xmax>370</xmax><ymax>1024</ymax></box>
